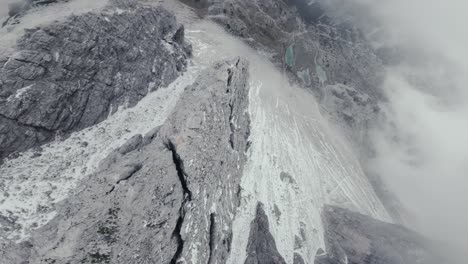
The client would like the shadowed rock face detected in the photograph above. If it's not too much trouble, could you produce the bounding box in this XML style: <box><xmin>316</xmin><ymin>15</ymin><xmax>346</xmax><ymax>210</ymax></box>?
<box><xmin>245</xmin><ymin>203</ymin><xmax>287</xmax><ymax>264</ymax></box>
<box><xmin>0</xmin><ymin>4</ymin><xmax>191</xmax><ymax>160</ymax></box>
<box><xmin>3</xmin><ymin>57</ymin><xmax>250</xmax><ymax>264</ymax></box>
<box><xmin>316</xmin><ymin>206</ymin><xmax>448</xmax><ymax>264</ymax></box>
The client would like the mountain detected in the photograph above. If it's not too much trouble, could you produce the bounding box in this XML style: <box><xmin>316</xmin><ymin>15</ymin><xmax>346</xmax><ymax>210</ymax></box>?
<box><xmin>0</xmin><ymin>0</ymin><xmax>454</xmax><ymax>263</ymax></box>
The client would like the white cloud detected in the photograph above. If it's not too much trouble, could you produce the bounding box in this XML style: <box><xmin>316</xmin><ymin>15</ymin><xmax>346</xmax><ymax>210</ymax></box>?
<box><xmin>359</xmin><ymin>0</ymin><xmax>468</xmax><ymax>253</ymax></box>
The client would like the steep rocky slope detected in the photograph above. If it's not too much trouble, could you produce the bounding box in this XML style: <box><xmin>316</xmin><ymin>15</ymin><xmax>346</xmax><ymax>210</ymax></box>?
<box><xmin>0</xmin><ymin>3</ymin><xmax>191</xmax><ymax>160</ymax></box>
<box><xmin>2</xmin><ymin>57</ymin><xmax>250</xmax><ymax>263</ymax></box>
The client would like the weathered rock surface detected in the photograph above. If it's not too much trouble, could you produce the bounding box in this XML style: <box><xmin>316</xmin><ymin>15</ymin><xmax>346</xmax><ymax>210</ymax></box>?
<box><xmin>245</xmin><ymin>203</ymin><xmax>286</xmax><ymax>264</ymax></box>
<box><xmin>315</xmin><ymin>205</ymin><xmax>448</xmax><ymax>264</ymax></box>
<box><xmin>0</xmin><ymin>3</ymin><xmax>191</xmax><ymax>160</ymax></box>
<box><xmin>5</xmin><ymin>57</ymin><xmax>250</xmax><ymax>264</ymax></box>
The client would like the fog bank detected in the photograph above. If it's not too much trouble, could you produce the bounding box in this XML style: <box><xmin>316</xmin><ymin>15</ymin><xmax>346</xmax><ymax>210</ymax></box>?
<box><xmin>359</xmin><ymin>0</ymin><xmax>468</xmax><ymax>253</ymax></box>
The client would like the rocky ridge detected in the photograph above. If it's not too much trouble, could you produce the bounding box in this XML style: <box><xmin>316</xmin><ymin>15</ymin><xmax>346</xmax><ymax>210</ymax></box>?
<box><xmin>1</xmin><ymin>57</ymin><xmax>250</xmax><ymax>263</ymax></box>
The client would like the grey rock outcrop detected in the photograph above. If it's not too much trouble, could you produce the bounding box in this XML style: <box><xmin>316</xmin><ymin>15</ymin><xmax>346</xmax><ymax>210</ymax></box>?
<box><xmin>245</xmin><ymin>203</ymin><xmax>287</xmax><ymax>264</ymax></box>
<box><xmin>12</xmin><ymin>57</ymin><xmax>250</xmax><ymax>264</ymax></box>
<box><xmin>315</xmin><ymin>205</ymin><xmax>448</xmax><ymax>264</ymax></box>
<box><xmin>0</xmin><ymin>3</ymin><xmax>191</xmax><ymax>160</ymax></box>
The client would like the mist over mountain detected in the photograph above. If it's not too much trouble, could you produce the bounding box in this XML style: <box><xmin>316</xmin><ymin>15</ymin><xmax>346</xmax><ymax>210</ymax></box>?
<box><xmin>344</xmin><ymin>0</ymin><xmax>468</xmax><ymax>253</ymax></box>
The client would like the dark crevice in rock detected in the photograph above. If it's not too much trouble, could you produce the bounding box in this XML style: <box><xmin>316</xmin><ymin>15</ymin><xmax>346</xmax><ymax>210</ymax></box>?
<box><xmin>105</xmin><ymin>186</ymin><xmax>115</xmax><ymax>195</ymax></box>
<box><xmin>227</xmin><ymin>68</ymin><xmax>234</xmax><ymax>87</ymax></box>
<box><xmin>235</xmin><ymin>185</ymin><xmax>242</xmax><ymax>207</ymax></box>
<box><xmin>224</xmin><ymin>230</ymin><xmax>233</xmax><ymax>254</ymax></box>
<box><xmin>228</xmin><ymin>102</ymin><xmax>235</xmax><ymax>149</ymax></box>
<box><xmin>245</xmin><ymin>140</ymin><xmax>252</xmax><ymax>152</ymax></box>
<box><xmin>167</xmin><ymin>138</ymin><xmax>191</xmax><ymax>264</ymax></box>
<box><xmin>235</xmin><ymin>57</ymin><xmax>241</xmax><ymax>67</ymax></box>
<box><xmin>207</xmin><ymin>213</ymin><xmax>216</xmax><ymax>264</ymax></box>
<box><xmin>170</xmin><ymin>205</ymin><xmax>186</xmax><ymax>264</ymax></box>
<box><xmin>165</xmin><ymin>139</ymin><xmax>193</xmax><ymax>201</ymax></box>
<box><xmin>227</xmin><ymin>58</ymin><xmax>241</xmax><ymax>88</ymax></box>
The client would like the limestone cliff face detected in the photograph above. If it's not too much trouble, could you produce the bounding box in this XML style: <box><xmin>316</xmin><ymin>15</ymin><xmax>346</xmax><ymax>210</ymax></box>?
<box><xmin>0</xmin><ymin>3</ymin><xmax>191</xmax><ymax>160</ymax></box>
